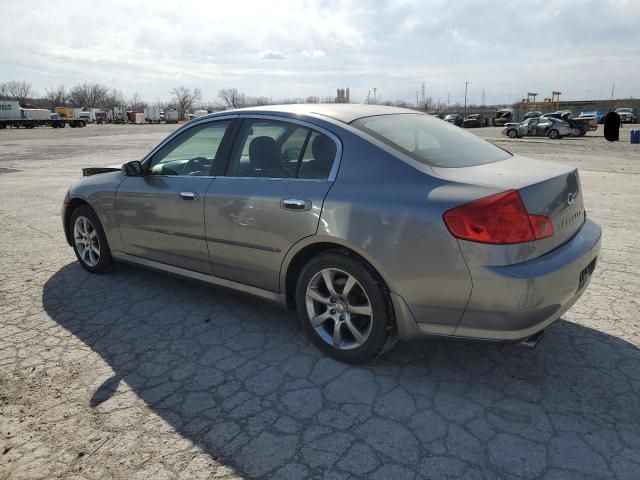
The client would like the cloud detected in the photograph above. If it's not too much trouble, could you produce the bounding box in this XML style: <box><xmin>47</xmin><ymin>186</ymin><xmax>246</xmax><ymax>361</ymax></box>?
<box><xmin>0</xmin><ymin>0</ymin><xmax>638</xmax><ymax>104</ymax></box>
<box><xmin>260</xmin><ymin>50</ymin><xmax>286</xmax><ymax>60</ymax></box>
<box><xmin>302</xmin><ymin>50</ymin><xmax>327</xmax><ymax>58</ymax></box>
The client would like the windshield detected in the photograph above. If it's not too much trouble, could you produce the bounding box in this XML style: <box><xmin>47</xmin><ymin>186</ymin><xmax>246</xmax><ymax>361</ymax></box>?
<box><xmin>616</xmin><ymin>108</ymin><xmax>632</xmax><ymax>112</ymax></box>
<box><xmin>353</xmin><ymin>113</ymin><xmax>511</xmax><ymax>168</ymax></box>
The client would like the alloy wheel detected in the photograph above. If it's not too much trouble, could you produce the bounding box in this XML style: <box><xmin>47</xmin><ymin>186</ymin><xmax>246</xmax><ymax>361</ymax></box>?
<box><xmin>73</xmin><ymin>215</ymin><xmax>100</xmax><ymax>267</ymax></box>
<box><xmin>305</xmin><ymin>268</ymin><xmax>373</xmax><ymax>350</ymax></box>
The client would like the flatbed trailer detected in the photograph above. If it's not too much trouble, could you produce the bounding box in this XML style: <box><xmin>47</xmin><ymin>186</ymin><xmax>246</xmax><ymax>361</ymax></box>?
<box><xmin>0</xmin><ymin>118</ymin><xmax>86</xmax><ymax>129</ymax></box>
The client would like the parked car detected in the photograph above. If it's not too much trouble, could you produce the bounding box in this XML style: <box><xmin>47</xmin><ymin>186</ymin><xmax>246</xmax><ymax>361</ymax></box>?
<box><xmin>492</xmin><ymin>108</ymin><xmax>514</xmax><ymax>126</ymax></box>
<box><xmin>502</xmin><ymin>116</ymin><xmax>572</xmax><ymax>139</ymax></box>
<box><xmin>62</xmin><ymin>104</ymin><xmax>600</xmax><ymax>363</ymax></box>
<box><xmin>615</xmin><ymin>107</ymin><xmax>637</xmax><ymax>124</ymax></box>
<box><xmin>542</xmin><ymin>111</ymin><xmax>597</xmax><ymax>136</ymax></box>
<box><xmin>579</xmin><ymin>111</ymin><xmax>605</xmax><ymax>124</ymax></box>
<box><xmin>462</xmin><ymin>113</ymin><xmax>489</xmax><ymax>128</ymax></box>
<box><xmin>523</xmin><ymin>111</ymin><xmax>543</xmax><ymax>120</ymax></box>
<box><xmin>444</xmin><ymin>113</ymin><xmax>463</xmax><ymax>126</ymax></box>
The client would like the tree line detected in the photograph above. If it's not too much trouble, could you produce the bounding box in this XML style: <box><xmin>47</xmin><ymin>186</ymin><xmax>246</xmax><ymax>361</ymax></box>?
<box><xmin>1</xmin><ymin>80</ymin><xmax>341</xmax><ymax>120</ymax></box>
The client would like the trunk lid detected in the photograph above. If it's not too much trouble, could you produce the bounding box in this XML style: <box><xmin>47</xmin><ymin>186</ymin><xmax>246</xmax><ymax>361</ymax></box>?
<box><xmin>432</xmin><ymin>155</ymin><xmax>585</xmax><ymax>258</ymax></box>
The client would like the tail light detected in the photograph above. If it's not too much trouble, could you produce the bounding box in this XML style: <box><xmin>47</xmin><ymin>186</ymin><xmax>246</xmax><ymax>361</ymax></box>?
<box><xmin>443</xmin><ymin>190</ymin><xmax>553</xmax><ymax>244</ymax></box>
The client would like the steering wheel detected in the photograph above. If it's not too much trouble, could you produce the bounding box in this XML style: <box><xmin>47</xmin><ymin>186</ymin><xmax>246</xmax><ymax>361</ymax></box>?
<box><xmin>183</xmin><ymin>156</ymin><xmax>211</xmax><ymax>176</ymax></box>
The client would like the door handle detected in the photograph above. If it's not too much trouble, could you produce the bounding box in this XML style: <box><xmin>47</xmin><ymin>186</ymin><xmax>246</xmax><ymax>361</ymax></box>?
<box><xmin>281</xmin><ymin>198</ymin><xmax>311</xmax><ymax>211</ymax></box>
<box><xmin>179</xmin><ymin>192</ymin><xmax>198</xmax><ymax>201</ymax></box>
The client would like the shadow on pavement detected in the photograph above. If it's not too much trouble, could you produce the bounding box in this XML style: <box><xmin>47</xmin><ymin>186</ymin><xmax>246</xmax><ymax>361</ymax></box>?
<box><xmin>43</xmin><ymin>262</ymin><xmax>640</xmax><ymax>479</ymax></box>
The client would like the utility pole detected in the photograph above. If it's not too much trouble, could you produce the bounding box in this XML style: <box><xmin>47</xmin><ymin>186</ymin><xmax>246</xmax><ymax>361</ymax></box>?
<box><xmin>611</xmin><ymin>82</ymin><xmax>615</xmax><ymax>101</ymax></box>
<box><xmin>373</xmin><ymin>87</ymin><xmax>377</xmax><ymax>104</ymax></box>
<box><xmin>481</xmin><ymin>88</ymin><xmax>485</xmax><ymax>108</ymax></box>
<box><xmin>464</xmin><ymin>82</ymin><xmax>468</xmax><ymax>112</ymax></box>
<box><xmin>447</xmin><ymin>93</ymin><xmax>450</xmax><ymax>108</ymax></box>
<box><xmin>416</xmin><ymin>91</ymin><xmax>419</xmax><ymax>108</ymax></box>
<box><xmin>421</xmin><ymin>82</ymin><xmax>425</xmax><ymax>107</ymax></box>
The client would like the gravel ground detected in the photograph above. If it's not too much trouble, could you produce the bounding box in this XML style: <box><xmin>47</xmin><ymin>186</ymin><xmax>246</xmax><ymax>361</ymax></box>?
<box><xmin>1</xmin><ymin>123</ymin><xmax>639</xmax><ymax>479</ymax></box>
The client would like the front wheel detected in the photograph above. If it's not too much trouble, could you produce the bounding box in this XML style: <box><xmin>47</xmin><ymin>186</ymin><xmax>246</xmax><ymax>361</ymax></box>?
<box><xmin>548</xmin><ymin>129</ymin><xmax>560</xmax><ymax>139</ymax></box>
<box><xmin>296</xmin><ymin>252</ymin><xmax>395</xmax><ymax>363</ymax></box>
<box><xmin>507</xmin><ymin>129</ymin><xmax>518</xmax><ymax>138</ymax></box>
<box><xmin>70</xmin><ymin>206</ymin><xmax>113</xmax><ymax>273</ymax></box>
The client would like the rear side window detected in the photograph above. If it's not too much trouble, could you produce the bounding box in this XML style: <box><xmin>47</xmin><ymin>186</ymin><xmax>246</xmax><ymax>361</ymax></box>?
<box><xmin>227</xmin><ymin>119</ymin><xmax>336</xmax><ymax>179</ymax></box>
<box><xmin>353</xmin><ymin>114</ymin><xmax>510</xmax><ymax>168</ymax></box>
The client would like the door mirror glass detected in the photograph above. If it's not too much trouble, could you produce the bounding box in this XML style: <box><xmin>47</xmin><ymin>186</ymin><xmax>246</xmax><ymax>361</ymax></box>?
<box><xmin>123</xmin><ymin>160</ymin><xmax>142</xmax><ymax>176</ymax></box>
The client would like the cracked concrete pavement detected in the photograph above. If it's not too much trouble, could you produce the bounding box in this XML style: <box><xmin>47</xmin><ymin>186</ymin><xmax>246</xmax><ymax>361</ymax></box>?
<box><xmin>1</xmin><ymin>124</ymin><xmax>639</xmax><ymax>479</ymax></box>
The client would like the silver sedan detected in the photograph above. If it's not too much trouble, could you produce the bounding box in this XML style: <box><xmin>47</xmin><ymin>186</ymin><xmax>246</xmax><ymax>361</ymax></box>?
<box><xmin>502</xmin><ymin>117</ymin><xmax>572</xmax><ymax>139</ymax></box>
<box><xmin>62</xmin><ymin>104</ymin><xmax>601</xmax><ymax>363</ymax></box>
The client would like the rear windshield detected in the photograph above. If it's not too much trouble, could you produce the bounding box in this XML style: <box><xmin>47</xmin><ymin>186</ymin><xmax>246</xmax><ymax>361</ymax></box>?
<box><xmin>352</xmin><ymin>113</ymin><xmax>511</xmax><ymax>168</ymax></box>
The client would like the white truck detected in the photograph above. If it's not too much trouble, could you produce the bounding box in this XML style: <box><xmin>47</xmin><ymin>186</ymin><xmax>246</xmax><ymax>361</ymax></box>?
<box><xmin>164</xmin><ymin>109</ymin><xmax>179</xmax><ymax>123</ymax></box>
<box><xmin>0</xmin><ymin>101</ymin><xmax>86</xmax><ymax>128</ymax></box>
<box><xmin>144</xmin><ymin>106</ymin><xmax>161</xmax><ymax>123</ymax></box>
<box><xmin>112</xmin><ymin>106</ymin><xmax>127</xmax><ymax>124</ymax></box>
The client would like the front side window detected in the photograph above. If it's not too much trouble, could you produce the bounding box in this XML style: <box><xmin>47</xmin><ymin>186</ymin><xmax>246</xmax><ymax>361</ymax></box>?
<box><xmin>353</xmin><ymin>114</ymin><xmax>510</xmax><ymax>168</ymax></box>
<box><xmin>227</xmin><ymin>119</ymin><xmax>336</xmax><ymax>179</ymax></box>
<box><xmin>148</xmin><ymin>121</ymin><xmax>231</xmax><ymax>176</ymax></box>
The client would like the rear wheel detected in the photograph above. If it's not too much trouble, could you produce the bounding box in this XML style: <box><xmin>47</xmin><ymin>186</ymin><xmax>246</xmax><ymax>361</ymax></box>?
<box><xmin>548</xmin><ymin>129</ymin><xmax>560</xmax><ymax>139</ymax></box>
<box><xmin>296</xmin><ymin>252</ymin><xmax>395</xmax><ymax>363</ymax></box>
<box><xmin>69</xmin><ymin>206</ymin><xmax>113</xmax><ymax>273</ymax></box>
<box><xmin>507</xmin><ymin>129</ymin><xmax>518</xmax><ymax>138</ymax></box>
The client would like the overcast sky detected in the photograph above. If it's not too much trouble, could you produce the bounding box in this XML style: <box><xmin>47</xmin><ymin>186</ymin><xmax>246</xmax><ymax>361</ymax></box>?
<box><xmin>1</xmin><ymin>0</ymin><xmax>639</xmax><ymax>105</ymax></box>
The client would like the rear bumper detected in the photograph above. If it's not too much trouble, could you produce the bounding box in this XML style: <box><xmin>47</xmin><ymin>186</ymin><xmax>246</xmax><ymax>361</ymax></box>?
<box><xmin>453</xmin><ymin>219</ymin><xmax>601</xmax><ymax>340</ymax></box>
<box><xmin>394</xmin><ymin>219</ymin><xmax>601</xmax><ymax>342</ymax></box>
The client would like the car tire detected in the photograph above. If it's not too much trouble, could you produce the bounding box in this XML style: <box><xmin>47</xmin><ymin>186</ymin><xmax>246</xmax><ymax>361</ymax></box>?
<box><xmin>296</xmin><ymin>251</ymin><xmax>395</xmax><ymax>364</ymax></box>
<box><xmin>69</xmin><ymin>205</ymin><xmax>113</xmax><ymax>273</ymax></box>
<box><xmin>548</xmin><ymin>129</ymin><xmax>560</xmax><ymax>139</ymax></box>
<box><xmin>507</xmin><ymin>129</ymin><xmax>518</xmax><ymax>138</ymax></box>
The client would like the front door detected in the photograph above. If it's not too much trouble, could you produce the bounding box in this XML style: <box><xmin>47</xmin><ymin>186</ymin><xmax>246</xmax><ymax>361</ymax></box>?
<box><xmin>204</xmin><ymin>117</ymin><xmax>339</xmax><ymax>291</ymax></box>
<box><xmin>116</xmin><ymin>119</ymin><xmax>233</xmax><ymax>274</ymax></box>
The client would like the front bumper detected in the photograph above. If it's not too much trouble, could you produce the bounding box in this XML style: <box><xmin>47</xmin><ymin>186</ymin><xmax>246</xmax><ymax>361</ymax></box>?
<box><xmin>453</xmin><ymin>219</ymin><xmax>601</xmax><ymax>340</ymax></box>
<box><xmin>394</xmin><ymin>219</ymin><xmax>602</xmax><ymax>342</ymax></box>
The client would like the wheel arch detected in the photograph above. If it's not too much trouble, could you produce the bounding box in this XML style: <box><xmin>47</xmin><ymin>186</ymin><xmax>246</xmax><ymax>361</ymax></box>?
<box><xmin>63</xmin><ymin>197</ymin><xmax>93</xmax><ymax>245</ymax></box>
<box><xmin>280</xmin><ymin>236</ymin><xmax>395</xmax><ymax>310</ymax></box>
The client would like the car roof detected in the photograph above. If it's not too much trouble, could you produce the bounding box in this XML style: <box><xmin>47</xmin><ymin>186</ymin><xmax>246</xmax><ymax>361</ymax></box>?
<box><xmin>204</xmin><ymin>104</ymin><xmax>422</xmax><ymax>124</ymax></box>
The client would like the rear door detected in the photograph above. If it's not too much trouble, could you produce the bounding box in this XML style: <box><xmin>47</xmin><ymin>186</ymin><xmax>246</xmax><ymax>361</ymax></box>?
<box><xmin>204</xmin><ymin>116</ymin><xmax>340</xmax><ymax>291</ymax></box>
<box><xmin>116</xmin><ymin>118</ymin><xmax>234</xmax><ymax>274</ymax></box>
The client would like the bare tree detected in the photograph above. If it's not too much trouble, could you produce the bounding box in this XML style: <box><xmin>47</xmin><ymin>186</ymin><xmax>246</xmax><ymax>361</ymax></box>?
<box><xmin>305</xmin><ymin>96</ymin><xmax>320</xmax><ymax>104</ymax></box>
<box><xmin>44</xmin><ymin>85</ymin><xmax>67</xmax><ymax>107</ymax></box>
<box><xmin>104</xmin><ymin>88</ymin><xmax>126</xmax><ymax>109</ymax></box>
<box><xmin>5</xmin><ymin>80</ymin><xmax>34</xmax><ymax>102</ymax></box>
<box><xmin>69</xmin><ymin>82</ymin><xmax>110</xmax><ymax>108</ymax></box>
<box><xmin>253</xmin><ymin>96</ymin><xmax>271</xmax><ymax>106</ymax></box>
<box><xmin>129</xmin><ymin>92</ymin><xmax>146</xmax><ymax>111</ymax></box>
<box><xmin>218</xmin><ymin>88</ymin><xmax>244</xmax><ymax>109</ymax></box>
<box><xmin>171</xmin><ymin>86</ymin><xmax>202</xmax><ymax>119</ymax></box>
<box><xmin>0</xmin><ymin>82</ymin><xmax>8</xmax><ymax>100</ymax></box>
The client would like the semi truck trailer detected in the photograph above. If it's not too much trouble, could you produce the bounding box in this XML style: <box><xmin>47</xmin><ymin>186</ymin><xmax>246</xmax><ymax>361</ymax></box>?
<box><xmin>0</xmin><ymin>101</ymin><xmax>86</xmax><ymax>128</ymax></box>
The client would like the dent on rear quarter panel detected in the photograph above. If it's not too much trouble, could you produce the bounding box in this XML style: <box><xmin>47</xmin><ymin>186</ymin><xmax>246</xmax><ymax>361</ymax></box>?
<box><xmin>318</xmin><ymin>131</ymin><xmax>477</xmax><ymax>328</ymax></box>
<box><xmin>68</xmin><ymin>171</ymin><xmax>125</xmax><ymax>252</ymax></box>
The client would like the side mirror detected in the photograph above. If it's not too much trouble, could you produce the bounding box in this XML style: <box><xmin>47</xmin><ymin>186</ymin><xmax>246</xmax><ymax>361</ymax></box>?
<box><xmin>123</xmin><ymin>160</ymin><xmax>143</xmax><ymax>176</ymax></box>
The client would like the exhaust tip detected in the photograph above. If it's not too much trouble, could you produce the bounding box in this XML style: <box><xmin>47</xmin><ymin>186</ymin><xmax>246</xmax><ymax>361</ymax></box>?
<box><xmin>520</xmin><ymin>330</ymin><xmax>544</xmax><ymax>350</ymax></box>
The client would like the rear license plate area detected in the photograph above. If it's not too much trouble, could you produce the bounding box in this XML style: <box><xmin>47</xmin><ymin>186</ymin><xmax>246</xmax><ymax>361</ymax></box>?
<box><xmin>578</xmin><ymin>257</ymin><xmax>597</xmax><ymax>291</ymax></box>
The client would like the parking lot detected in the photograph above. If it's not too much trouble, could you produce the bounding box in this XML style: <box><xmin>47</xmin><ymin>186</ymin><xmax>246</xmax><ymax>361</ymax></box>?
<box><xmin>1</xmin><ymin>123</ymin><xmax>639</xmax><ymax>479</ymax></box>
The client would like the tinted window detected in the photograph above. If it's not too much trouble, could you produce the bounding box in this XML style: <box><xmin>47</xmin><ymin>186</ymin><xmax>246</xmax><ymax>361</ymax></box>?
<box><xmin>227</xmin><ymin>119</ymin><xmax>336</xmax><ymax>179</ymax></box>
<box><xmin>149</xmin><ymin>121</ymin><xmax>230</xmax><ymax>176</ymax></box>
<box><xmin>353</xmin><ymin>114</ymin><xmax>510</xmax><ymax>168</ymax></box>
